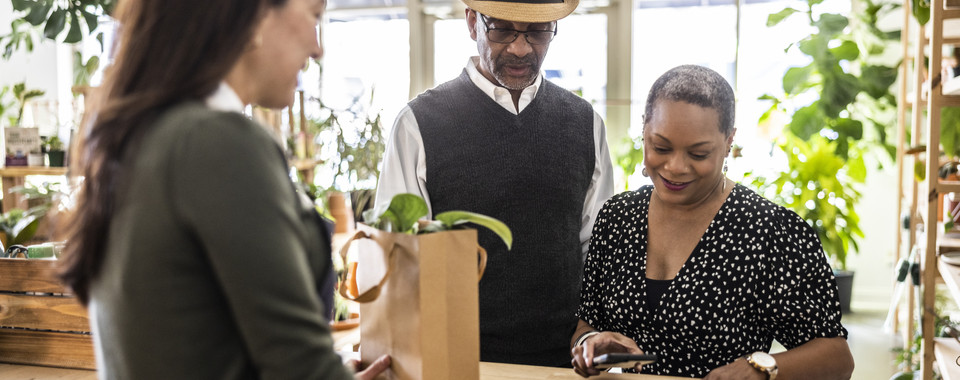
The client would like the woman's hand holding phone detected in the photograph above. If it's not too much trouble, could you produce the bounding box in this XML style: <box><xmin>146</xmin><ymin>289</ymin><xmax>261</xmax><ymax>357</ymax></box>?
<box><xmin>570</xmin><ymin>331</ymin><xmax>653</xmax><ymax>378</ymax></box>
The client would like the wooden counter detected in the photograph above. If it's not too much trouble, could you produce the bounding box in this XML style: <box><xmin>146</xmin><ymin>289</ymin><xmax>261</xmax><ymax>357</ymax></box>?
<box><xmin>0</xmin><ymin>362</ymin><xmax>694</xmax><ymax>380</ymax></box>
<box><xmin>479</xmin><ymin>362</ymin><xmax>692</xmax><ymax>379</ymax></box>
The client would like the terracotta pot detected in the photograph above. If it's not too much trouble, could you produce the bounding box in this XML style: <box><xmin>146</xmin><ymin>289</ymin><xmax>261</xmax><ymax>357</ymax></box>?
<box><xmin>327</xmin><ymin>192</ymin><xmax>354</xmax><ymax>233</ymax></box>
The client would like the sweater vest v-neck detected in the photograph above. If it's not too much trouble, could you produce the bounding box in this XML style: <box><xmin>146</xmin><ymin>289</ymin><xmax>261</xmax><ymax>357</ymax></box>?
<box><xmin>409</xmin><ymin>70</ymin><xmax>595</xmax><ymax>366</ymax></box>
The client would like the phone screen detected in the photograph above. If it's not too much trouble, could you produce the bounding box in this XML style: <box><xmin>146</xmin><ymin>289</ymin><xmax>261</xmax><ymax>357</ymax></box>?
<box><xmin>592</xmin><ymin>353</ymin><xmax>658</xmax><ymax>369</ymax></box>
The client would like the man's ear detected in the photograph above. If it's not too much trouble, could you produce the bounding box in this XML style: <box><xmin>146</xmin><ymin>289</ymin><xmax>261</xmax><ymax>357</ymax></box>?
<box><xmin>466</xmin><ymin>9</ymin><xmax>479</xmax><ymax>41</ymax></box>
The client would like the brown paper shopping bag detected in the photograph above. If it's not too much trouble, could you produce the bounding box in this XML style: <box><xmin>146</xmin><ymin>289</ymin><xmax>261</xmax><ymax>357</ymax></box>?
<box><xmin>339</xmin><ymin>223</ymin><xmax>487</xmax><ymax>380</ymax></box>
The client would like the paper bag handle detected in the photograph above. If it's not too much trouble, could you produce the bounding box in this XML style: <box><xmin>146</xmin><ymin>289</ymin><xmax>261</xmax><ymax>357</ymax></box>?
<box><xmin>338</xmin><ymin>230</ymin><xmax>491</xmax><ymax>301</ymax></box>
<box><xmin>338</xmin><ymin>230</ymin><xmax>396</xmax><ymax>303</ymax></box>
<box><xmin>476</xmin><ymin>246</ymin><xmax>488</xmax><ymax>281</ymax></box>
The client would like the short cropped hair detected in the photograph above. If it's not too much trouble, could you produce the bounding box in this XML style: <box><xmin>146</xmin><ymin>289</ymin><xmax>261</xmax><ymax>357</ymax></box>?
<box><xmin>643</xmin><ymin>65</ymin><xmax>736</xmax><ymax>136</ymax></box>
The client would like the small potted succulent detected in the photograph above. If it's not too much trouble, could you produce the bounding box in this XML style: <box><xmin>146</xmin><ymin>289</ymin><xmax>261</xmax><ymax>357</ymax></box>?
<box><xmin>46</xmin><ymin>136</ymin><xmax>65</xmax><ymax>167</ymax></box>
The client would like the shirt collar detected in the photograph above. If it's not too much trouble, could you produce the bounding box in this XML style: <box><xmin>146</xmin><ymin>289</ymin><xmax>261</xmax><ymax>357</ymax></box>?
<box><xmin>465</xmin><ymin>56</ymin><xmax>542</xmax><ymax>114</ymax></box>
<box><xmin>205</xmin><ymin>82</ymin><xmax>245</xmax><ymax>113</ymax></box>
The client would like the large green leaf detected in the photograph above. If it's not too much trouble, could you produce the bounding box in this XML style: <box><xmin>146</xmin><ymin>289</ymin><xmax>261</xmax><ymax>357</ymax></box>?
<box><xmin>23</xmin><ymin>1</ymin><xmax>52</xmax><ymax>26</ymax></box>
<box><xmin>848</xmin><ymin>155</ymin><xmax>867</xmax><ymax>183</ymax></box>
<box><xmin>382</xmin><ymin>193</ymin><xmax>429</xmax><ymax>233</ymax></box>
<box><xmin>829</xmin><ymin>40</ymin><xmax>859</xmax><ymax>61</ymax></box>
<box><xmin>912</xmin><ymin>0</ymin><xmax>930</xmax><ymax>25</ymax></box>
<box><xmin>435</xmin><ymin>210</ymin><xmax>513</xmax><ymax>250</ymax></box>
<box><xmin>789</xmin><ymin>104</ymin><xmax>824</xmax><ymax>140</ymax></box>
<box><xmin>860</xmin><ymin>64</ymin><xmax>898</xmax><ymax>99</ymax></box>
<box><xmin>767</xmin><ymin>8</ymin><xmax>799</xmax><ymax>27</ymax></box>
<box><xmin>815</xmin><ymin>13</ymin><xmax>849</xmax><ymax>38</ymax></box>
<box><xmin>819</xmin><ymin>70</ymin><xmax>860</xmax><ymax>118</ymax></box>
<box><xmin>43</xmin><ymin>8</ymin><xmax>66</xmax><ymax>40</ymax></box>
<box><xmin>64</xmin><ymin>12</ymin><xmax>82</xmax><ymax>43</ymax></box>
<box><xmin>798</xmin><ymin>35</ymin><xmax>829</xmax><ymax>60</ymax></box>
<box><xmin>81</xmin><ymin>10</ymin><xmax>98</xmax><ymax>33</ymax></box>
<box><xmin>10</xmin><ymin>214</ymin><xmax>39</xmax><ymax>246</ymax></box>
<box><xmin>943</xmin><ymin>107</ymin><xmax>960</xmax><ymax>158</ymax></box>
<box><xmin>833</xmin><ymin>118</ymin><xmax>863</xmax><ymax>140</ymax></box>
<box><xmin>782</xmin><ymin>64</ymin><xmax>814</xmax><ymax>94</ymax></box>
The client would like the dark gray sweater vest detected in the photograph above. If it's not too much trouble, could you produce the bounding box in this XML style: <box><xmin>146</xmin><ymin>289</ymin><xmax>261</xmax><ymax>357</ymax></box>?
<box><xmin>409</xmin><ymin>70</ymin><xmax>595</xmax><ymax>367</ymax></box>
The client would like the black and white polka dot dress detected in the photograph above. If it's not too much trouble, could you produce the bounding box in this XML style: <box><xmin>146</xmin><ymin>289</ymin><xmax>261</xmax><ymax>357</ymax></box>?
<box><xmin>577</xmin><ymin>184</ymin><xmax>848</xmax><ymax>377</ymax></box>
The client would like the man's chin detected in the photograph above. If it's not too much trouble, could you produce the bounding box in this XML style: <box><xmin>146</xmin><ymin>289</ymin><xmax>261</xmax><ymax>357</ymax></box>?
<box><xmin>495</xmin><ymin>75</ymin><xmax>536</xmax><ymax>91</ymax></box>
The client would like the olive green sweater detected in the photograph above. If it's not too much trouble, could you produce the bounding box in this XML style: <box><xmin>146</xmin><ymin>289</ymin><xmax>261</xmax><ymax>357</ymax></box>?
<box><xmin>88</xmin><ymin>103</ymin><xmax>353</xmax><ymax>380</ymax></box>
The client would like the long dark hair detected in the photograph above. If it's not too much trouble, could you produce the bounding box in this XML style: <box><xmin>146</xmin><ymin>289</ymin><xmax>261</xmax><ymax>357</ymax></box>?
<box><xmin>59</xmin><ymin>0</ymin><xmax>288</xmax><ymax>305</ymax></box>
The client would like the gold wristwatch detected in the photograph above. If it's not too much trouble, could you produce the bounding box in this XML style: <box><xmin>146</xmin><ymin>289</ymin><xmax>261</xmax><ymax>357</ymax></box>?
<box><xmin>744</xmin><ymin>351</ymin><xmax>778</xmax><ymax>380</ymax></box>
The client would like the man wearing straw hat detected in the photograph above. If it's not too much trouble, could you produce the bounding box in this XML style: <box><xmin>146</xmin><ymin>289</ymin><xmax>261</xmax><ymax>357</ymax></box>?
<box><xmin>376</xmin><ymin>0</ymin><xmax>614</xmax><ymax>367</ymax></box>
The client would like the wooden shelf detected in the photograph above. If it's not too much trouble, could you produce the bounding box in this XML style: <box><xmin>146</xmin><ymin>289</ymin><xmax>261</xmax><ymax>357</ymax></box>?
<box><xmin>291</xmin><ymin>158</ymin><xmax>318</xmax><ymax>172</ymax></box>
<box><xmin>0</xmin><ymin>167</ymin><xmax>67</xmax><ymax>177</ymax></box>
<box><xmin>939</xmin><ymin>259</ymin><xmax>960</xmax><ymax>305</ymax></box>
<box><xmin>938</xmin><ymin>181</ymin><xmax>960</xmax><ymax>194</ymax></box>
<box><xmin>935</xmin><ymin>337</ymin><xmax>960</xmax><ymax>380</ymax></box>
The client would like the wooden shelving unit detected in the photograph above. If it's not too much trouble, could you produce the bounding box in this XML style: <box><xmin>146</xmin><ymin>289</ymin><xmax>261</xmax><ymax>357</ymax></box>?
<box><xmin>915</xmin><ymin>0</ymin><xmax>960</xmax><ymax>378</ymax></box>
<box><xmin>0</xmin><ymin>166</ymin><xmax>68</xmax><ymax>212</ymax></box>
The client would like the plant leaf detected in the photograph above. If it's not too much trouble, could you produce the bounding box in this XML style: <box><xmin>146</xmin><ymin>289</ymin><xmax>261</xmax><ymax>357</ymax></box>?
<box><xmin>81</xmin><ymin>10</ymin><xmax>98</xmax><ymax>34</ymax></box>
<box><xmin>767</xmin><ymin>8</ymin><xmax>799</xmax><ymax>27</ymax></box>
<box><xmin>829</xmin><ymin>40</ymin><xmax>859</xmax><ymax>61</ymax></box>
<box><xmin>788</xmin><ymin>104</ymin><xmax>824</xmax><ymax>140</ymax></box>
<box><xmin>435</xmin><ymin>210</ymin><xmax>513</xmax><ymax>250</ymax></box>
<box><xmin>384</xmin><ymin>193</ymin><xmax>428</xmax><ymax>233</ymax></box>
<box><xmin>782</xmin><ymin>64</ymin><xmax>813</xmax><ymax>94</ymax></box>
<box><xmin>11</xmin><ymin>214</ymin><xmax>38</xmax><ymax>245</ymax></box>
<box><xmin>24</xmin><ymin>1</ymin><xmax>52</xmax><ymax>26</ymax></box>
<box><xmin>912</xmin><ymin>0</ymin><xmax>930</xmax><ymax>25</ymax></box>
<box><xmin>64</xmin><ymin>12</ymin><xmax>82</xmax><ymax>43</ymax></box>
<box><xmin>43</xmin><ymin>8</ymin><xmax>67</xmax><ymax>40</ymax></box>
<box><xmin>815</xmin><ymin>13</ymin><xmax>849</xmax><ymax>38</ymax></box>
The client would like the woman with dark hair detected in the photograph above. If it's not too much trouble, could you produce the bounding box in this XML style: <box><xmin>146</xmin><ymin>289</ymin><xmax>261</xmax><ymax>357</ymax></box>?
<box><xmin>58</xmin><ymin>0</ymin><xmax>389</xmax><ymax>378</ymax></box>
<box><xmin>569</xmin><ymin>65</ymin><xmax>854</xmax><ymax>379</ymax></box>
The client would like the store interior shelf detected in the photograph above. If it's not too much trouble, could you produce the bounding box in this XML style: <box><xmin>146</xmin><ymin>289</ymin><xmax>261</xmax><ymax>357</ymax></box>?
<box><xmin>0</xmin><ymin>167</ymin><xmax>67</xmax><ymax>177</ymax></box>
<box><xmin>939</xmin><ymin>259</ymin><xmax>960</xmax><ymax>306</ymax></box>
<box><xmin>941</xmin><ymin>93</ymin><xmax>960</xmax><ymax>106</ymax></box>
<box><xmin>938</xmin><ymin>181</ymin><xmax>960</xmax><ymax>194</ymax></box>
<box><xmin>935</xmin><ymin>337</ymin><xmax>960</xmax><ymax>380</ymax></box>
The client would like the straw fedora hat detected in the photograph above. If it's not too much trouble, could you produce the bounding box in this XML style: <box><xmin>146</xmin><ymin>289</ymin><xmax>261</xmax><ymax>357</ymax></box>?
<box><xmin>462</xmin><ymin>0</ymin><xmax>579</xmax><ymax>23</ymax></box>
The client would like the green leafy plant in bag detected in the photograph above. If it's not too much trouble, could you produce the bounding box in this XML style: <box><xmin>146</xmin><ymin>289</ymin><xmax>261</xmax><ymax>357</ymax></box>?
<box><xmin>363</xmin><ymin>193</ymin><xmax>512</xmax><ymax>250</ymax></box>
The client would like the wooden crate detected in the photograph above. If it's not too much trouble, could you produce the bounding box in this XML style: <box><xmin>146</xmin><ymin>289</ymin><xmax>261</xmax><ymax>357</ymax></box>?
<box><xmin>0</xmin><ymin>258</ymin><xmax>95</xmax><ymax>369</ymax></box>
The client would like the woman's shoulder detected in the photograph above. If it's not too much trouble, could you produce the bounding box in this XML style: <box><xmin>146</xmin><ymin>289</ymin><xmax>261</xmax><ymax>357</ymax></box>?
<box><xmin>728</xmin><ymin>183</ymin><xmax>812</xmax><ymax>233</ymax></box>
<box><xmin>603</xmin><ymin>186</ymin><xmax>653</xmax><ymax>210</ymax></box>
<box><xmin>149</xmin><ymin>102</ymin><xmax>275</xmax><ymax>153</ymax></box>
<box><xmin>154</xmin><ymin>102</ymin><xmax>260</xmax><ymax>137</ymax></box>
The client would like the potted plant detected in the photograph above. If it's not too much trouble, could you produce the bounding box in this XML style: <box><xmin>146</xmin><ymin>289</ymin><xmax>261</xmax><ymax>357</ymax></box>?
<box><xmin>9</xmin><ymin>82</ymin><xmax>44</xmax><ymax>127</ymax></box>
<box><xmin>307</xmin><ymin>93</ymin><xmax>386</xmax><ymax>229</ymax></box>
<box><xmin>340</xmin><ymin>193</ymin><xmax>511</xmax><ymax>379</ymax></box>
<box><xmin>46</xmin><ymin>135</ymin><xmax>65</xmax><ymax>167</ymax></box>
<box><xmin>750</xmin><ymin>0</ymin><xmax>901</xmax><ymax>313</ymax></box>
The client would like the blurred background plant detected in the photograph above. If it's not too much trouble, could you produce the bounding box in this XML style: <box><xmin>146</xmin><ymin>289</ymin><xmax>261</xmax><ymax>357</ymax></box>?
<box><xmin>302</xmin><ymin>89</ymin><xmax>385</xmax><ymax>223</ymax></box>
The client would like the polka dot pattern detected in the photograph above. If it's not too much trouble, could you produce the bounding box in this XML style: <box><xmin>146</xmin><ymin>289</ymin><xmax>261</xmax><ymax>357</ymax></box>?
<box><xmin>577</xmin><ymin>184</ymin><xmax>848</xmax><ymax>377</ymax></box>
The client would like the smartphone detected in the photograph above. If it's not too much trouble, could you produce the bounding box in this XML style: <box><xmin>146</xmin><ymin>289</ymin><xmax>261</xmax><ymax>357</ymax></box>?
<box><xmin>592</xmin><ymin>353</ymin><xmax>658</xmax><ymax>369</ymax></box>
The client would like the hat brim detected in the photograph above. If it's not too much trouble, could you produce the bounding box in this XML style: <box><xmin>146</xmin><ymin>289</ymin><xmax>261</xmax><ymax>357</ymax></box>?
<box><xmin>462</xmin><ymin>0</ymin><xmax>579</xmax><ymax>23</ymax></box>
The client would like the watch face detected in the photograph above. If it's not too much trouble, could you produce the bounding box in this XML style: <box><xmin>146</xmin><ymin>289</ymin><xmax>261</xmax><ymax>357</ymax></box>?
<box><xmin>752</xmin><ymin>352</ymin><xmax>776</xmax><ymax>368</ymax></box>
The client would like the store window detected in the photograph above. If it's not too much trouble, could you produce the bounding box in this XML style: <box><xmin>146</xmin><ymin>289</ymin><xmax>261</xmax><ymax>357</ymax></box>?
<box><xmin>629</xmin><ymin>0</ymin><xmax>851</xmax><ymax>186</ymax></box>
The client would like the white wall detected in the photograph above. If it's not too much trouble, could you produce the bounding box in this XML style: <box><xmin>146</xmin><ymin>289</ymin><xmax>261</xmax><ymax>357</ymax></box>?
<box><xmin>0</xmin><ymin>2</ymin><xmax>74</xmax><ymax>130</ymax></box>
<box><xmin>848</xmin><ymin>160</ymin><xmax>898</xmax><ymax>312</ymax></box>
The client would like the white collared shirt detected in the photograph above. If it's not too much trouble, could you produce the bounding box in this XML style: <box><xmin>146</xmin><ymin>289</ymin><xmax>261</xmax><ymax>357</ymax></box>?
<box><xmin>375</xmin><ymin>57</ymin><xmax>615</xmax><ymax>255</ymax></box>
<box><xmin>205</xmin><ymin>82</ymin><xmax>245</xmax><ymax>113</ymax></box>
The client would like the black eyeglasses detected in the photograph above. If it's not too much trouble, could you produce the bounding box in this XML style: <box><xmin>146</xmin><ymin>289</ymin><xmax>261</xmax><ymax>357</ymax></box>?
<box><xmin>479</xmin><ymin>14</ymin><xmax>557</xmax><ymax>45</ymax></box>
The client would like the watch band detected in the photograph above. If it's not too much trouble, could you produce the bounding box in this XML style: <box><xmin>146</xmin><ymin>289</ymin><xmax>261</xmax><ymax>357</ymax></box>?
<box><xmin>744</xmin><ymin>352</ymin><xmax>778</xmax><ymax>380</ymax></box>
<box><xmin>575</xmin><ymin>331</ymin><xmax>600</xmax><ymax>347</ymax></box>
